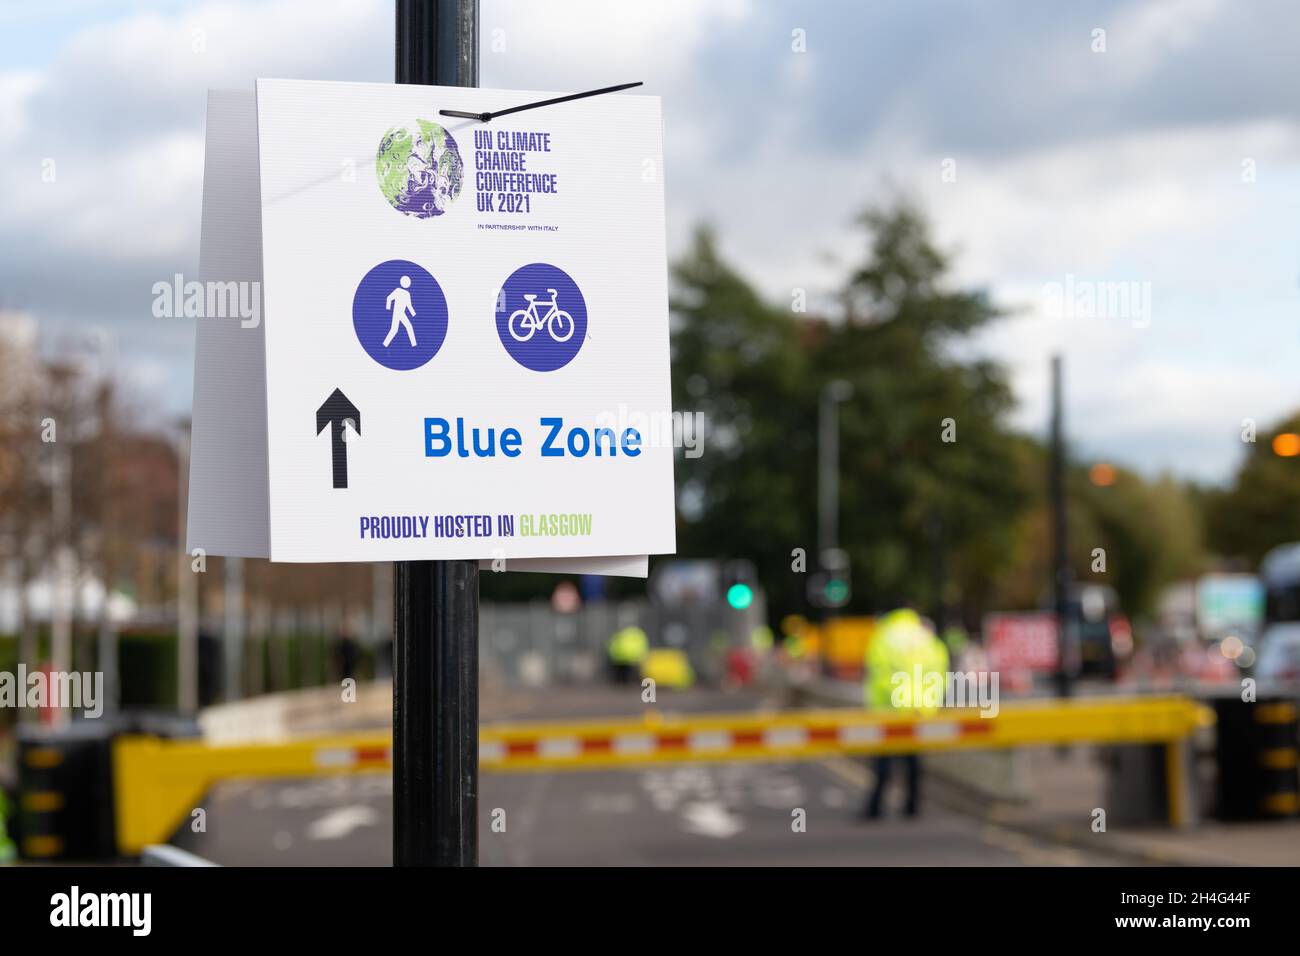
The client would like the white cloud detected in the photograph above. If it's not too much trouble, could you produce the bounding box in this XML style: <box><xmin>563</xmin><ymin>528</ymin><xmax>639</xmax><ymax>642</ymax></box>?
<box><xmin>481</xmin><ymin>0</ymin><xmax>752</xmax><ymax>88</ymax></box>
<box><xmin>0</xmin><ymin>0</ymin><xmax>389</xmax><ymax>266</ymax></box>
<box><xmin>4</xmin><ymin>0</ymin><xmax>1299</xmax><ymax>486</ymax></box>
<box><xmin>677</xmin><ymin>114</ymin><xmax>1300</xmax><ymax>481</ymax></box>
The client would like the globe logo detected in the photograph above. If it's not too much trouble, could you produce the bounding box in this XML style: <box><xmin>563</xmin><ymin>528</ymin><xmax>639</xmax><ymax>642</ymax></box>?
<box><xmin>375</xmin><ymin>120</ymin><xmax>464</xmax><ymax>218</ymax></box>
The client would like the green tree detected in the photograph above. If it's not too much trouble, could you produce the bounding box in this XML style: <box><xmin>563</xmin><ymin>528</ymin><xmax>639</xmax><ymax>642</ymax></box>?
<box><xmin>670</xmin><ymin>202</ymin><xmax>1032</xmax><ymax>625</ymax></box>
<box><xmin>819</xmin><ymin>203</ymin><xmax>1028</xmax><ymax>622</ymax></box>
<box><xmin>669</xmin><ymin>225</ymin><xmax>814</xmax><ymax>611</ymax></box>
<box><xmin>1207</xmin><ymin>413</ymin><xmax>1300</xmax><ymax>565</ymax></box>
<box><xmin>1074</xmin><ymin>468</ymin><xmax>1205</xmax><ymax>617</ymax></box>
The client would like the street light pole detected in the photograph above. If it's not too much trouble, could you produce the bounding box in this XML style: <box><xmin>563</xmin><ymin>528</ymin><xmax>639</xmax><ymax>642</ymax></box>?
<box><xmin>224</xmin><ymin>556</ymin><xmax>243</xmax><ymax>701</ymax></box>
<box><xmin>92</xmin><ymin>336</ymin><xmax>121</xmax><ymax>717</ymax></box>
<box><xmin>177</xmin><ymin>421</ymin><xmax>198</xmax><ymax>714</ymax></box>
<box><xmin>393</xmin><ymin>0</ymin><xmax>480</xmax><ymax>868</ymax></box>
<box><xmin>817</xmin><ymin>380</ymin><xmax>852</xmax><ymax>559</ymax></box>
<box><xmin>928</xmin><ymin>508</ymin><xmax>946</xmax><ymax>637</ymax></box>
<box><xmin>1050</xmin><ymin>355</ymin><xmax>1073</xmax><ymax>698</ymax></box>
<box><xmin>817</xmin><ymin>379</ymin><xmax>853</xmax><ymax>616</ymax></box>
<box><xmin>49</xmin><ymin>432</ymin><xmax>73</xmax><ymax>728</ymax></box>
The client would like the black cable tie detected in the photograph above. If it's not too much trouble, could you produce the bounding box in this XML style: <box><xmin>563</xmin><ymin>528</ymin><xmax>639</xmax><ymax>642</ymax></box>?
<box><xmin>439</xmin><ymin>81</ymin><xmax>643</xmax><ymax>124</ymax></box>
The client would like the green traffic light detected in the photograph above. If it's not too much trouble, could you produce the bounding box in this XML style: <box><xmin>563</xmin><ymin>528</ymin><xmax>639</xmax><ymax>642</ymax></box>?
<box><xmin>825</xmin><ymin>579</ymin><xmax>848</xmax><ymax>603</ymax></box>
<box><xmin>726</xmin><ymin>583</ymin><xmax>754</xmax><ymax>610</ymax></box>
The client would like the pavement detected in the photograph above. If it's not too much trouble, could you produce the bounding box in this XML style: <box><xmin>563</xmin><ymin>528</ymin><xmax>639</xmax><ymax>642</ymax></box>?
<box><xmin>949</xmin><ymin>746</ymin><xmax>1300</xmax><ymax>867</ymax></box>
<box><xmin>802</xmin><ymin>674</ymin><xmax>1300</xmax><ymax>865</ymax></box>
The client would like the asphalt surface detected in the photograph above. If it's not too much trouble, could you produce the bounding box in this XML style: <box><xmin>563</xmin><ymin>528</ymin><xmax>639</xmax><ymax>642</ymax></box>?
<box><xmin>172</xmin><ymin>685</ymin><xmax>1119</xmax><ymax>866</ymax></box>
<box><xmin>176</xmin><ymin>757</ymin><xmax>1119</xmax><ymax>866</ymax></box>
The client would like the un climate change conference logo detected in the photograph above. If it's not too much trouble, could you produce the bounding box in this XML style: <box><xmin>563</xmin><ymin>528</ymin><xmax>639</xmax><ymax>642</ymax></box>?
<box><xmin>376</xmin><ymin>120</ymin><xmax>464</xmax><ymax>218</ymax></box>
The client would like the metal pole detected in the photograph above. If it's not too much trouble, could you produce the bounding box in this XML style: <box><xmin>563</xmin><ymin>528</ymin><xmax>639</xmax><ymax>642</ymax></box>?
<box><xmin>817</xmin><ymin>381</ymin><xmax>851</xmax><ymax>628</ymax></box>
<box><xmin>224</xmin><ymin>556</ymin><xmax>243</xmax><ymax>701</ymax></box>
<box><xmin>1049</xmin><ymin>355</ymin><xmax>1072</xmax><ymax>698</ymax></box>
<box><xmin>393</xmin><ymin>0</ymin><xmax>479</xmax><ymax>868</ymax></box>
<box><xmin>93</xmin><ymin>341</ymin><xmax>120</xmax><ymax>716</ymax></box>
<box><xmin>928</xmin><ymin>509</ymin><xmax>946</xmax><ymax>637</ymax></box>
<box><xmin>817</xmin><ymin>389</ymin><xmax>838</xmax><ymax>558</ymax></box>
<box><xmin>49</xmin><ymin>438</ymin><xmax>73</xmax><ymax>728</ymax></box>
<box><xmin>177</xmin><ymin>422</ymin><xmax>198</xmax><ymax>714</ymax></box>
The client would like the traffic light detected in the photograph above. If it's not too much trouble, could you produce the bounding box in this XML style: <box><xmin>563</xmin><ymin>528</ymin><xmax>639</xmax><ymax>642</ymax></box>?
<box><xmin>720</xmin><ymin>560</ymin><xmax>758</xmax><ymax>612</ymax></box>
<box><xmin>808</xmin><ymin>548</ymin><xmax>851</xmax><ymax>609</ymax></box>
<box><xmin>823</xmin><ymin>576</ymin><xmax>849</xmax><ymax>606</ymax></box>
<box><xmin>726</xmin><ymin>582</ymin><xmax>754</xmax><ymax>610</ymax></box>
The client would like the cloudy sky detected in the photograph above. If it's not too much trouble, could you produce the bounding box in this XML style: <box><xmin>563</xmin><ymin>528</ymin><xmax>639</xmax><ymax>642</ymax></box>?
<box><xmin>2</xmin><ymin>0</ymin><xmax>1299</xmax><ymax>483</ymax></box>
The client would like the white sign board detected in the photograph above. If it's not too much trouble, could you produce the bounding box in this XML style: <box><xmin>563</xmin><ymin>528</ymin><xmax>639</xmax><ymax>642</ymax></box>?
<box><xmin>188</xmin><ymin>80</ymin><xmax>675</xmax><ymax>574</ymax></box>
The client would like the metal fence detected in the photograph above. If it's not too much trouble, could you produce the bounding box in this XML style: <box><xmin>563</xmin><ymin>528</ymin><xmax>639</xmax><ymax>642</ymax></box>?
<box><xmin>480</xmin><ymin>597</ymin><xmax>767</xmax><ymax>687</ymax></box>
<box><xmin>480</xmin><ymin>599</ymin><xmax>648</xmax><ymax>686</ymax></box>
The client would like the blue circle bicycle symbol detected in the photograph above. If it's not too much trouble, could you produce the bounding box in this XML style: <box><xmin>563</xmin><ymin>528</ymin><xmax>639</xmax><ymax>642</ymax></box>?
<box><xmin>353</xmin><ymin>259</ymin><xmax>448</xmax><ymax>371</ymax></box>
<box><xmin>496</xmin><ymin>263</ymin><xmax>587</xmax><ymax>372</ymax></box>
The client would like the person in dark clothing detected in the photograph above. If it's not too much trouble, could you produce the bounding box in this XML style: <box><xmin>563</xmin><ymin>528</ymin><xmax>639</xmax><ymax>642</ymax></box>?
<box><xmin>335</xmin><ymin>631</ymin><xmax>360</xmax><ymax>683</ymax></box>
<box><xmin>866</xmin><ymin>754</ymin><xmax>922</xmax><ymax>818</ymax></box>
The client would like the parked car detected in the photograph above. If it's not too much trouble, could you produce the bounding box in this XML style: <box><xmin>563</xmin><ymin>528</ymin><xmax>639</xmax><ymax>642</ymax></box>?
<box><xmin>1254</xmin><ymin>624</ymin><xmax>1300</xmax><ymax>687</ymax></box>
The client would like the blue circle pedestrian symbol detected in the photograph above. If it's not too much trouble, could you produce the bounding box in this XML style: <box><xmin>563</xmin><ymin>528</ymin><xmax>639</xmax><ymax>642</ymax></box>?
<box><xmin>496</xmin><ymin>263</ymin><xmax>587</xmax><ymax>372</ymax></box>
<box><xmin>353</xmin><ymin>259</ymin><xmax>448</xmax><ymax>371</ymax></box>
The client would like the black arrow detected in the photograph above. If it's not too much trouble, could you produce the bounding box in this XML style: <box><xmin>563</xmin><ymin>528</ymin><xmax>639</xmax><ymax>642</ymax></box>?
<box><xmin>317</xmin><ymin>388</ymin><xmax>360</xmax><ymax>489</ymax></box>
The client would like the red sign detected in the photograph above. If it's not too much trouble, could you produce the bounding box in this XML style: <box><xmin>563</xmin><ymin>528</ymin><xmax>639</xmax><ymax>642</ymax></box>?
<box><xmin>985</xmin><ymin>612</ymin><xmax>1059</xmax><ymax>673</ymax></box>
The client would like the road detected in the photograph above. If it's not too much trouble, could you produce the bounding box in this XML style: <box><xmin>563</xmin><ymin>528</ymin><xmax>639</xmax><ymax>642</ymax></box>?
<box><xmin>172</xmin><ymin>685</ymin><xmax>1119</xmax><ymax>865</ymax></box>
<box><xmin>176</xmin><ymin>756</ymin><xmax>1115</xmax><ymax>866</ymax></box>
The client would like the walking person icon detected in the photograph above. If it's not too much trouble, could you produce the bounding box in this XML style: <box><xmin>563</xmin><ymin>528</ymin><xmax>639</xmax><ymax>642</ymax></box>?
<box><xmin>384</xmin><ymin>275</ymin><xmax>418</xmax><ymax>348</ymax></box>
<box><xmin>353</xmin><ymin>260</ymin><xmax>448</xmax><ymax>371</ymax></box>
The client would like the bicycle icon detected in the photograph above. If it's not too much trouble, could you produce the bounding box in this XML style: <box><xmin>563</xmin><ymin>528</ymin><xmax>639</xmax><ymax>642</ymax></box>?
<box><xmin>497</xmin><ymin>263</ymin><xmax>586</xmax><ymax>371</ymax></box>
<box><xmin>508</xmin><ymin>288</ymin><xmax>575</xmax><ymax>343</ymax></box>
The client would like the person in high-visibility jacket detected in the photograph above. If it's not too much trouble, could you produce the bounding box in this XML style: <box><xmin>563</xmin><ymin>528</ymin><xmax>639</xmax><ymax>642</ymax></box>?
<box><xmin>607</xmin><ymin>625</ymin><xmax>649</xmax><ymax>685</ymax></box>
<box><xmin>863</xmin><ymin>606</ymin><xmax>949</xmax><ymax>819</ymax></box>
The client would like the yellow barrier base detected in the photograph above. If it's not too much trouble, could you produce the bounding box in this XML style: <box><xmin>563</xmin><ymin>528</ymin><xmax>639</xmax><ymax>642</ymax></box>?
<box><xmin>113</xmin><ymin>696</ymin><xmax>1204</xmax><ymax>853</ymax></box>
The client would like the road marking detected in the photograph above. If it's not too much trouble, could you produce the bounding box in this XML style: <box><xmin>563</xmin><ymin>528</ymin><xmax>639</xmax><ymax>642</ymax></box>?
<box><xmin>751</xmin><ymin>770</ymin><xmax>805</xmax><ymax>809</ymax></box>
<box><xmin>821</xmin><ymin>786</ymin><xmax>848</xmax><ymax>808</ymax></box>
<box><xmin>306</xmin><ymin>805</ymin><xmax>380</xmax><ymax>840</ymax></box>
<box><xmin>582</xmin><ymin>793</ymin><xmax>638</xmax><ymax>814</ymax></box>
<box><xmin>680</xmin><ymin>800</ymin><xmax>744</xmax><ymax>839</ymax></box>
<box><xmin>820</xmin><ymin>756</ymin><xmax>870</xmax><ymax>788</ymax></box>
<box><xmin>505</xmin><ymin>767</ymin><xmax>554</xmax><ymax>867</ymax></box>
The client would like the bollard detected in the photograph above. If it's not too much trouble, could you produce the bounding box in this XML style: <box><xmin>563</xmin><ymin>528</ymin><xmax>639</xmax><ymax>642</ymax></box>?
<box><xmin>16</xmin><ymin>722</ymin><xmax>117</xmax><ymax>860</ymax></box>
<box><xmin>1214</xmin><ymin>695</ymin><xmax>1299</xmax><ymax>820</ymax></box>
